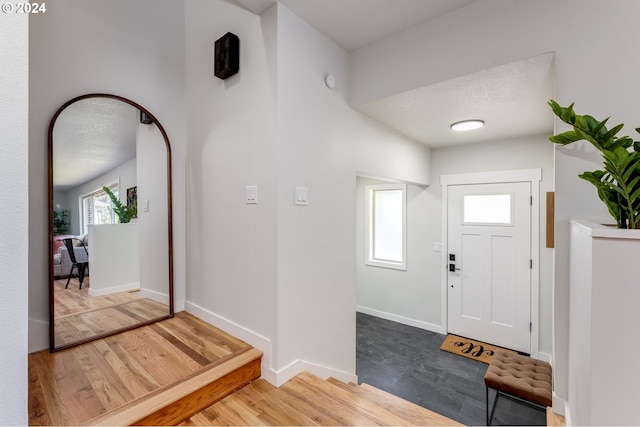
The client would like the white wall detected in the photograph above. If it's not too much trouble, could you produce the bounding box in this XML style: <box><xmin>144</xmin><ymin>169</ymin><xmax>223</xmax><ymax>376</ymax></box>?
<box><xmin>29</xmin><ymin>0</ymin><xmax>186</xmax><ymax>352</ymax></box>
<box><xmin>184</xmin><ymin>0</ymin><xmax>279</xmax><ymax>378</ymax></box>
<box><xmin>183</xmin><ymin>1</ymin><xmax>436</xmax><ymax>385</ymax></box>
<box><xmin>275</xmin><ymin>4</ymin><xmax>357</xmax><ymax>381</ymax></box>
<box><xmin>356</xmin><ymin>177</ymin><xmax>439</xmax><ymax>330</ymax></box>
<box><xmin>274</xmin><ymin>4</ymin><xmax>439</xmax><ymax>384</ymax></box>
<box><xmin>0</xmin><ymin>13</ymin><xmax>28</xmax><ymax>426</ymax></box>
<box><xmin>355</xmin><ymin>116</ymin><xmax>431</xmax><ymax>186</ymax></box>
<box><xmin>136</xmin><ymin>122</ymin><xmax>170</xmax><ymax>304</ymax></box>
<box><xmin>349</xmin><ymin>0</ymin><xmax>640</xmax><ymax>410</ymax></box>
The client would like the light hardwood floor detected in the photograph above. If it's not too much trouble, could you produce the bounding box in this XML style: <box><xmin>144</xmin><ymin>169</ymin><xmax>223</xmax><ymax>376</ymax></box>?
<box><xmin>181</xmin><ymin>372</ymin><xmax>461</xmax><ymax>426</ymax></box>
<box><xmin>31</xmin><ymin>309</ymin><xmax>461</xmax><ymax>426</ymax></box>
<box><xmin>29</xmin><ymin>311</ymin><xmax>254</xmax><ymax>425</ymax></box>
<box><xmin>53</xmin><ymin>277</ymin><xmax>170</xmax><ymax>347</ymax></box>
<box><xmin>546</xmin><ymin>407</ymin><xmax>566</xmax><ymax>426</ymax></box>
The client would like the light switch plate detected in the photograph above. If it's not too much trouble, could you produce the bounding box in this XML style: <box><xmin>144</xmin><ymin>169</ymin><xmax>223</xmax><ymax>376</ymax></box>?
<box><xmin>295</xmin><ymin>186</ymin><xmax>308</xmax><ymax>206</ymax></box>
<box><xmin>246</xmin><ymin>185</ymin><xmax>258</xmax><ymax>204</ymax></box>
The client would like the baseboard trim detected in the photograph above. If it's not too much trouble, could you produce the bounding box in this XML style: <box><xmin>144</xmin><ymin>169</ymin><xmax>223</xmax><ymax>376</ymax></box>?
<box><xmin>275</xmin><ymin>359</ymin><xmax>358</xmax><ymax>387</ymax></box>
<box><xmin>538</xmin><ymin>351</ymin><xmax>552</xmax><ymax>364</ymax></box>
<box><xmin>552</xmin><ymin>392</ymin><xmax>566</xmax><ymax>417</ymax></box>
<box><xmin>138</xmin><ymin>287</ymin><xmax>170</xmax><ymax>305</ymax></box>
<box><xmin>356</xmin><ymin>306</ymin><xmax>443</xmax><ymax>334</ymax></box>
<box><xmin>185</xmin><ymin>301</ymin><xmax>276</xmax><ymax>384</ymax></box>
<box><xmin>184</xmin><ymin>301</ymin><xmax>358</xmax><ymax>387</ymax></box>
<box><xmin>28</xmin><ymin>317</ymin><xmax>48</xmax><ymax>353</ymax></box>
<box><xmin>88</xmin><ymin>282</ymin><xmax>139</xmax><ymax>297</ymax></box>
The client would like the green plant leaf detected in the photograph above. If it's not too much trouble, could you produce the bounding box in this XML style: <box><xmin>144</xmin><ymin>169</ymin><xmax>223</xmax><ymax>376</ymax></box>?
<box><xmin>549</xmin><ymin>100</ymin><xmax>640</xmax><ymax>228</ymax></box>
<box><xmin>549</xmin><ymin>131</ymin><xmax>584</xmax><ymax>145</ymax></box>
<box><xmin>579</xmin><ymin>170</ymin><xmax>623</xmax><ymax>225</ymax></box>
<box><xmin>102</xmin><ymin>186</ymin><xmax>137</xmax><ymax>224</ymax></box>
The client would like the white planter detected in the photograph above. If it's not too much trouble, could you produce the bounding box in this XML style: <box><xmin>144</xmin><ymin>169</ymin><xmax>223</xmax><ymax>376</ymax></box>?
<box><xmin>88</xmin><ymin>223</ymin><xmax>140</xmax><ymax>296</ymax></box>
<box><xmin>568</xmin><ymin>220</ymin><xmax>640</xmax><ymax>425</ymax></box>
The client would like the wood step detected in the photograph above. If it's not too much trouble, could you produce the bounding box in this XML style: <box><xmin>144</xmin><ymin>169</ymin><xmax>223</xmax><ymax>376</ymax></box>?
<box><xmin>324</xmin><ymin>373</ymin><xmax>462</xmax><ymax>426</ymax></box>
<box><xmin>359</xmin><ymin>381</ymin><xmax>462</xmax><ymax>425</ymax></box>
<box><xmin>29</xmin><ymin>312</ymin><xmax>258</xmax><ymax>426</ymax></box>
<box><xmin>194</xmin><ymin>378</ymin><xmax>322</xmax><ymax>426</ymax></box>
<box><xmin>287</xmin><ymin>372</ymin><xmax>408</xmax><ymax>425</ymax></box>
<box><xmin>326</xmin><ymin>377</ymin><xmax>359</xmax><ymax>392</ymax></box>
<box><xmin>327</xmin><ymin>375</ymin><xmax>460</xmax><ymax>426</ymax></box>
<box><xmin>183</xmin><ymin>371</ymin><xmax>460</xmax><ymax>426</ymax></box>
<box><xmin>85</xmin><ymin>347</ymin><xmax>262</xmax><ymax>426</ymax></box>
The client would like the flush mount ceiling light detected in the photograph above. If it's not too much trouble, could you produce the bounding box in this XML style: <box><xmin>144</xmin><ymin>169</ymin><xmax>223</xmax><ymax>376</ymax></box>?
<box><xmin>450</xmin><ymin>119</ymin><xmax>485</xmax><ymax>132</ymax></box>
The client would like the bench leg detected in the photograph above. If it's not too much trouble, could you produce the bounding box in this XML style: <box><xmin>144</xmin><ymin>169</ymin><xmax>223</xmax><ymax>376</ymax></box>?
<box><xmin>486</xmin><ymin>387</ymin><xmax>546</xmax><ymax>425</ymax></box>
<box><xmin>486</xmin><ymin>386</ymin><xmax>499</xmax><ymax>426</ymax></box>
<box><xmin>486</xmin><ymin>386</ymin><xmax>489</xmax><ymax>425</ymax></box>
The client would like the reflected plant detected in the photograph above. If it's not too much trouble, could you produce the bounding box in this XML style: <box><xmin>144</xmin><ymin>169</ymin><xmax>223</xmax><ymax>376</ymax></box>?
<box><xmin>102</xmin><ymin>186</ymin><xmax>137</xmax><ymax>224</ymax></box>
<box><xmin>53</xmin><ymin>208</ymin><xmax>70</xmax><ymax>235</ymax></box>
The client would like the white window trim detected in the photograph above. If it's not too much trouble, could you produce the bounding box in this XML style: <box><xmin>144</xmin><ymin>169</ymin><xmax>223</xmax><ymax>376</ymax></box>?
<box><xmin>365</xmin><ymin>183</ymin><xmax>407</xmax><ymax>271</ymax></box>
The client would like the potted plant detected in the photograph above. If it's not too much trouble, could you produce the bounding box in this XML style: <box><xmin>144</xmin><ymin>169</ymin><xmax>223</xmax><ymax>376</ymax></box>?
<box><xmin>102</xmin><ymin>186</ymin><xmax>137</xmax><ymax>224</ymax></box>
<box><xmin>53</xmin><ymin>208</ymin><xmax>70</xmax><ymax>235</ymax></box>
<box><xmin>549</xmin><ymin>100</ymin><xmax>640</xmax><ymax>229</ymax></box>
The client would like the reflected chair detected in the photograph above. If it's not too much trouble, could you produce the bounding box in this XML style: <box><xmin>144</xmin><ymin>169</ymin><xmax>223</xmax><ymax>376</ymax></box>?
<box><xmin>62</xmin><ymin>238</ymin><xmax>89</xmax><ymax>289</ymax></box>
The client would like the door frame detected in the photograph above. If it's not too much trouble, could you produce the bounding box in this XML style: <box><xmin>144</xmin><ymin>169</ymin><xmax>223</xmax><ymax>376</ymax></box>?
<box><xmin>440</xmin><ymin>169</ymin><xmax>541</xmax><ymax>358</ymax></box>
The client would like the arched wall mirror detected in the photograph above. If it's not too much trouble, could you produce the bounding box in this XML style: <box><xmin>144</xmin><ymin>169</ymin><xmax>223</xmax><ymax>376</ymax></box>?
<box><xmin>48</xmin><ymin>93</ymin><xmax>174</xmax><ymax>351</ymax></box>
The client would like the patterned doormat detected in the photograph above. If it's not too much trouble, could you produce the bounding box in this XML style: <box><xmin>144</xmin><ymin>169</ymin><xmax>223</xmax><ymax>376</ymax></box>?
<box><xmin>440</xmin><ymin>334</ymin><xmax>517</xmax><ymax>364</ymax></box>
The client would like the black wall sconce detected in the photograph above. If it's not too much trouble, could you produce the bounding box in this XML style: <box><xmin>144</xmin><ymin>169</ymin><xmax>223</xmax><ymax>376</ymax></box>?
<box><xmin>214</xmin><ymin>32</ymin><xmax>240</xmax><ymax>80</ymax></box>
<box><xmin>140</xmin><ymin>111</ymin><xmax>153</xmax><ymax>125</ymax></box>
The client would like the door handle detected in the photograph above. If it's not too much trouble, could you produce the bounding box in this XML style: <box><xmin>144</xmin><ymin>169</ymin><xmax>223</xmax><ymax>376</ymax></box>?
<box><xmin>449</xmin><ymin>263</ymin><xmax>461</xmax><ymax>272</ymax></box>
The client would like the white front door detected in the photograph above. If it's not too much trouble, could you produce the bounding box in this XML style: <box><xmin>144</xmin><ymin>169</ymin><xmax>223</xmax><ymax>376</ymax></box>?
<box><xmin>447</xmin><ymin>182</ymin><xmax>531</xmax><ymax>353</ymax></box>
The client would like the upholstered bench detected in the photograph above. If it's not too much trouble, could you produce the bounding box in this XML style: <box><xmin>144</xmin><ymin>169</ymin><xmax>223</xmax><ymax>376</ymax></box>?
<box><xmin>484</xmin><ymin>351</ymin><xmax>552</xmax><ymax>425</ymax></box>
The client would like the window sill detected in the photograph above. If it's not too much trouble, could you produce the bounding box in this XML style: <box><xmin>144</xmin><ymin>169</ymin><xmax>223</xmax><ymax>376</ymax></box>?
<box><xmin>365</xmin><ymin>259</ymin><xmax>406</xmax><ymax>271</ymax></box>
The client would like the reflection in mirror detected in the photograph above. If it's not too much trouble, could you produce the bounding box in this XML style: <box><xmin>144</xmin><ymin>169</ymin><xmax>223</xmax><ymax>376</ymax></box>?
<box><xmin>49</xmin><ymin>94</ymin><xmax>173</xmax><ymax>351</ymax></box>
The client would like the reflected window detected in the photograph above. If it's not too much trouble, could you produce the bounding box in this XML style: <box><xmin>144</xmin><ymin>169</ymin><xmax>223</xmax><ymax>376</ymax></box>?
<box><xmin>81</xmin><ymin>183</ymin><xmax>118</xmax><ymax>233</ymax></box>
<box><xmin>463</xmin><ymin>193</ymin><xmax>512</xmax><ymax>225</ymax></box>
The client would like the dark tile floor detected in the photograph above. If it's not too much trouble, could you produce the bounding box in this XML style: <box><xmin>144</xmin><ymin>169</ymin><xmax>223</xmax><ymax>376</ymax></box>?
<box><xmin>356</xmin><ymin>313</ymin><xmax>546</xmax><ymax>426</ymax></box>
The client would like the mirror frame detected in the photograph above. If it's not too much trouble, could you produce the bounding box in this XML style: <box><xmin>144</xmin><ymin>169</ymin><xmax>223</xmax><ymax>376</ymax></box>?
<box><xmin>48</xmin><ymin>93</ymin><xmax>174</xmax><ymax>352</ymax></box>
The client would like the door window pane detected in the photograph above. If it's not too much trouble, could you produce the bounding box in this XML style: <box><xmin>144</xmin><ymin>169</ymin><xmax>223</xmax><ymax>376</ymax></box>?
<box><xmin>463</xmin><ymin>194</ymin><xmax>512</xmax><ymax>224</ymax></box>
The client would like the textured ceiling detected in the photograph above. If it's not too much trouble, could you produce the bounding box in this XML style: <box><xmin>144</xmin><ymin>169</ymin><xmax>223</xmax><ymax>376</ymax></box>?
<box><xmin>53</xmin><ymin>98</ymin><xmax>138</xmax><ymax>191</ymax></box>
<box><xmin>354</xmin><ymin>53</ymin><xmax>555</xmax><ymax>147</ymax></box>
<box><xmin>234</xmin><ymin>1</ymin><xmax>554</xmax><ymax>147</ymax></box>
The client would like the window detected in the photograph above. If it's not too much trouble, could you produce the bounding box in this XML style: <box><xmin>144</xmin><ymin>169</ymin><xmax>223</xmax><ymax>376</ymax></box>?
<box><xmin>463</xmin><ymin>193</ymin><xmax>513</xmax><ymax>225</ymax></box>
<box><xmin>365</xmin><ymin>183</ymin><xmax>407</xmax><ymax>270</ymax></box>
<box><xmin>80</xmin><ymin>182</ymin><xmax>119</xmax><ymax>234</ymax></box>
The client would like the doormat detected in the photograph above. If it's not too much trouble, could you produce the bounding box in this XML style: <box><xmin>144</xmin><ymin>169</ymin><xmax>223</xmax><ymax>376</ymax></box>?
<box><xmin>440</xmin><ymin>334</ymin><xmax>517</xmax><ymax>364</ymax></box>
